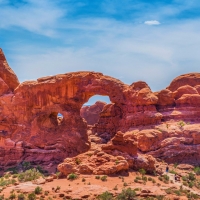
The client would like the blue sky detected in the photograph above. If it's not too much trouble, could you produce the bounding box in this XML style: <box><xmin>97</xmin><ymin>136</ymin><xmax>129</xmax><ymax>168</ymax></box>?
<box><xmin>1</xmin><ymin>0</ymin><xmax>200</xmax><ymax>104</ymax></box>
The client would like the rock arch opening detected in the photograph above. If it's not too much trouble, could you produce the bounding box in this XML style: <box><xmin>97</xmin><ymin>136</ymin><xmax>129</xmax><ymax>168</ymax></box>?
<box><xmin>57</xmin><ymin>113</ymin><xmax>63</xmax><ymax>125</ymax></box>
<box><xmin>80</xmin><ymin>95</ymin><xmax>111</xmax><ymax>125</ymax></box>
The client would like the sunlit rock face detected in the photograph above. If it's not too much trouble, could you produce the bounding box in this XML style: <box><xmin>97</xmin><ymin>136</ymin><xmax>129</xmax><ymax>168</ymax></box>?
<box><xmin>1</xmin><ymin>48</ymin><xmax>200</xmax><ymax>171</ymax></box>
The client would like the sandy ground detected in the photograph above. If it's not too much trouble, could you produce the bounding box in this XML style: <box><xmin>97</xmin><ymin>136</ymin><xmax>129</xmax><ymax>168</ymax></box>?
<box><xmin>1</xmin><ymin>170</ymin><xmax>199</xmax><ymax>199</ymax></box>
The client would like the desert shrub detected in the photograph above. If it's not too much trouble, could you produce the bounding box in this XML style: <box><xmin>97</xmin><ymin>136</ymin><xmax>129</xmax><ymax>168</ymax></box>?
<box><xmin>82</xmin><ymin>178</ymin><xmax>86</xmax><ymax>182</ymax></box>
<box><xmin>152</xmin><ymin>179</ymin><xmax>156</xmax><ymax>183</ymax></box>
<box><xmin>0</xmin><ymin>195</ymin><xmax>4</xmax><ymax>200</ymax></box>
<box><xmin>117</xmin><ymin>188</ymin><xmax>136</xmax><ymax>200</ymax></box>
<box><xmin>174</xmin><ymin>190</ymin><xmax>181</xmax><ymax>196</ymax></box>
<box><xmin>188</xmin><ymin>181</ymin><xmax>194</xmax><ymax>188</ymax></box>
<box><xmin>67</xmin><ymin>173</ymin><xmax>78</xmax><ymax>180</ymax></box>
<box><xmin>18</xmin><ymin>193</ymin><xmax>25</xmax><ymax>200</ymax></box>
<box><xmin>182</xmin><ymin>176</ymin><xmax>188</xmax><ymax>181</ymax></box>
<box><xmin>135</xmin><ymin>176</ymin><xmax>141</xmax><ymax>180</ymax></box>
<box><xmin>139</xmin><ymin>169</ymin><xmax>146</xmax><ymax>177</ymax></box>
<box><xmin>4</xmin><ymin>173</ymin><xmax>10</xmax><ymax>179</ymax></box>
<box><xmin>12</xmin><ymin>174</ymin><xmax>18</xmax><ymax>178</ymax></box>
<box><xmin>95</xmin><ymin>175</ymin><xmax>100</xmax><ymax>179</ymax></box>
<box><xmin>9</xmin><ymin>192</ymin><xmax>16</xmax><ymax>200</ymax></box>
<box><xmin>187</xmin><ymin>192</ymin><xmax>199</xmax><ymax>199</ymax></box>
<box><xmin>156</xmin><ymin>196</ymin><xmax>164</xmax><ymax>200</ymax></box>
<box><xmin>188</xmin><ymin>172</ymin><xmax>196</xmax><ymax>181</ymax></box>
<box><xmin>163</xmin><ymin>174</ymin><xmax>169</xmax><ymax>181</ymax></box>
<box><xmin>134</xmin><ymin>178</ymin><xmax>138</xmax><ymax>183</ymax></box>
<box><xmin>165</xmin><ymin>188</ymin><xmax>172</xmax><ymax>194</ymax></box>
<box><xmin>115</xmin><ymin>160</ymin><xmax>119</xmax><ymax>165</ymax></box>
<box><xmin>97</xmin><ymin>191</ymin><xmax>113</xmax><ymax>200</ymax></box>
<box><xmin>113</xmin><ymin>185</ymin><xmax>118</xmax><ymax>190</ymax></box>
<box><xmin>35</xmin><ymin>186</ymin><xmax>43</xmax><ymax>194</ymax></box>
<box><xmin>123</xmin><ymin>182</ymin><xmax>128</xmax><ymax>187</ymax></box>
<box><xmin>169</xmin><ymin>170</ymin><xmax>177</xmax><ymax>174</ymax></box>
<box><xmin>173</xmin><ymin>163</ymin><xmax>178</xmax><ymax>168</ymax></box>
<box><xmin>75</xmin><ymin>158</ymin><xmax>81</xmax><ymax>165</ymax></box>
<box><xmin>18</xmin><ymin>168</ymin><xmax>43</xmax><ymax>182</ymax></box>
<box><xmin>0</xmin><ymin>178</ymin><xmax>15</xmax><ymax>187</ymax></box>
<box><xmin>178</xmin><ymin>120</ymin><xmax>185</xmax><ymax>127</ymax></box>
<box><xmin>148</xmin><ymin>177</ymin><xmax>152</xmax><ymax>181</ymax></box>
<box><xmin>28</xmin><ymin>193</ymin><xmax>36</xmax><ymax>200</ymax></box>
<box><xmin>194</xmin><ymin>167</ymin><xmax>200</xmax><ymax>175</ymax></box>
<box><xmin>101</xmin><ymin>175</ymin><xmax>107</xmax><ymax>182</ymax></box>
<box><xmin>142</xmin><ymin>176</ymin><xmax>147</xmax><ymax>182</ymax></box>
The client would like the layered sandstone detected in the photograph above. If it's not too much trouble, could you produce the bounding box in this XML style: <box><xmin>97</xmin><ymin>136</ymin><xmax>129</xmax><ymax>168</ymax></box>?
<box><xmin>1</xmin><ymin>49</ymin><xmax>200</xmax><ymax>175</ymax></box>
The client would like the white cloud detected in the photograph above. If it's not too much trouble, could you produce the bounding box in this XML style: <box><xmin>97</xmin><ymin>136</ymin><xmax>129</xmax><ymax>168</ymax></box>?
<box><xmin>3</xmin><ymin>0</ymin><xmax>200</xmax><ymax>93</ymax></box>
<box><xmin>144</xmin><ymin>20</ymin><xmax>160</xmax><ymax>25</ymax></box>
<box><xmin>0</xmin><ymin>0</ymin><xmax>65</xmax><ymax>36</ymax></box>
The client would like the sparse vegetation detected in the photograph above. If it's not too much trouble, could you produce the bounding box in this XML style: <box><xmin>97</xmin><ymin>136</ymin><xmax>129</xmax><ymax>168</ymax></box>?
<box><xmin>18</xmin><ymin>193</ymin><xmax>25</xmax><ymax>200</ymax></box>
<box><xmin>28</xmin><ymin>192</ymin><xmax>36</xmax><ymax>200</ymax></box>
<box><xmin>18</xmin><ymin>168</ymin><xmax>43</xmax><ymax>182</ymax></box>
<box><xmin>67</xmin><ymin>173</ymin><xmax>78</xmax><ymax>180</ymax></box>
<box><xmin>97</xmin><ymin>191</ymin><xmax>113</xmax><ymax>200</ymax></box>
<box><xmin>75</xmin><ymin>158</ymin><xmax>81</xmax><ymax>165</ymax></box>
<box><xmin>139</xmin><ymin>168</ymin><xmax>146</xmax><ymax>177</ymax></box>
<box><xmin>101</xmin><ymin>175</ymin><xmax>107</xmax><ymax>182</ymax></box>
<box><xmin>117</xmin><ymin>188</ymin><xmax>136</xmax><ymax>200</ymax></box>
<box><xmin>178</xmin><ymin>120</ymin><xmax>185</xmax><ymax>127</ymax></box>
<box><xmin>95</xmin><ymin>175</ymin><xmax>100</xmax><ymax>179</ymax></box>
<box><xmin>34</xmin><ymin>186</ymin><xmax>43</xmax><ymax>194</ymax></box>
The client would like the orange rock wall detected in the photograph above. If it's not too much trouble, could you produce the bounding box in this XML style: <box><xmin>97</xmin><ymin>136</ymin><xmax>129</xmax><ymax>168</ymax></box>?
<box><xmin>1</xmin><ymin>48</ymin><xmax>200</xmax><ymax>168</ymax></box>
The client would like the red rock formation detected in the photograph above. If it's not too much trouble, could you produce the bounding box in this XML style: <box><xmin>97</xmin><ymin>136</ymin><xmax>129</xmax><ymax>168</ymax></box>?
<box><xmin>0</xmin><ymin>49</ymin><xmax>19</xmax><ymax>91</ymax></box>
<box><xmin>1</xmin><ymin>49</ymin><xmax>200</xmax><ymax>173</ymax></box>
<box><xmin>80</xmin><ymin>101</ymin><xmax>106</xmax><ymax>125</ymax></box>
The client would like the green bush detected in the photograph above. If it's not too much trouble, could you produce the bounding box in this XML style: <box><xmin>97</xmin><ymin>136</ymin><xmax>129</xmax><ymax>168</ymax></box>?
<box><xmin>28</xmin><ymin>193</ymin><xmax>36</xmax><ymax>200</ymax></box>
<box><xmin>18</xmin><ymin>193</ymin><xmax>25</xmax><ymax>200</ymax></box>
<box><xmin>97</xmin><ymin>191</ymin><xmax>113</xmax><ymax>200</ymax></box>
<box><xmin>117</xmin><ymin>188</ymin><xmax>136</xmax><ymax>200</ymax></box>
<box><xmin>139</xmin><ymin>169</ymin><xmax>146</xmax><ymax>177</ymax></box>
<box><xmin>178</xmin><ymin>120</ymin><xmax>185</xmax><ymax>127</ymax></box>
<box><xmin>142</xmin><ymin>176</ymin><xmax>147</xmax><ymax>182</ymax></box>
<box><xmin>67</xmin><ymin>173</ymin><xmax>78</xmax><ymax>180</ymax></box>
<box><xmin>9</xmin><ymin>192</ymin><xmax>16</xmax><ymax>200</ymax></box>
<box><xmin>188</xmin><ymin>172</ymin><xmax>196</xmax><ymax>181</ymax></box>
<box><xmin>123</xmin><ymin>182</ymin><xmax>128</xmax><ymax>187</ymax></box>
<box><xmin>0</xmin><ymin>195</ymin><xmax>4</xmax><ymax>200</ymax></box>
<box><xmin>95</xmin><ymin>175</ymin><xmax>100</xmax><ymax>179</ymax></box>
<box><xmin>18</xmin><ymin>168</ymin><xmax>43</xmax><ymax>182</ymax></box>
<box><xmin>194</xmin><ymin>167</ymin><xmax>200</xmax><ymax>175</ymax></box>
<box><xmin>188</xmin><ymin>181</ymin><xmax>194</xmax><ymax>188</ymax></box>
<box><xmin>34</xmin><ymin>186</ymin><xmax>43</xmax><ymax>194</ymax></box>
<box><xmin>101</xmin><ymin>175</ymin><xmax>107</xmax><ymax>182</ymax></box>
<box><xmin>163</xmin><ymin>174</ymin><xmax>169</xmax><ymax>181</ymax></box>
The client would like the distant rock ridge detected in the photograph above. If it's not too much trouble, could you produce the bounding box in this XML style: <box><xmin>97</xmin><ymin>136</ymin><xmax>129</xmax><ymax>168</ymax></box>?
<box><xmin>1</xmin><ymin>49</ymin><xmax>200</xmax><ymax>173</ymax></box>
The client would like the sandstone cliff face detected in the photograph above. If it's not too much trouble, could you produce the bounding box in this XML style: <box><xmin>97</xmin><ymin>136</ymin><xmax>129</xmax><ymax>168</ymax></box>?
<box><xmin>1</xmin><ymin>49</ymin><xmax>200</xmax><ymax>173</ymax></box>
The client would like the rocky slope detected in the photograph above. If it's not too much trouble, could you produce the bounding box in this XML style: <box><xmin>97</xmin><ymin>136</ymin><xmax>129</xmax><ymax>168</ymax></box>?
<box><xmin>1</xmin><ymin>48</ymin><xmax>200</xmax><ymax>175</ymax></box>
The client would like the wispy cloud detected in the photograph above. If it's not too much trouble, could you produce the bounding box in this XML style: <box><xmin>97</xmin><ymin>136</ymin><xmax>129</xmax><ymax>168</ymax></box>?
<box><xmin>0</xmin><ymin>0</ymin><xmax>65</xmax><ymax>36</ymax></box>
<box><xmin>144</xmin><ymin>20</ymin><xmax>160</xmax><ymax>25</ymax></box>
<box><xmin>2</xmin><ymin>0</ymin><xmax>200</xmax><ymax>94</ymax></box>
